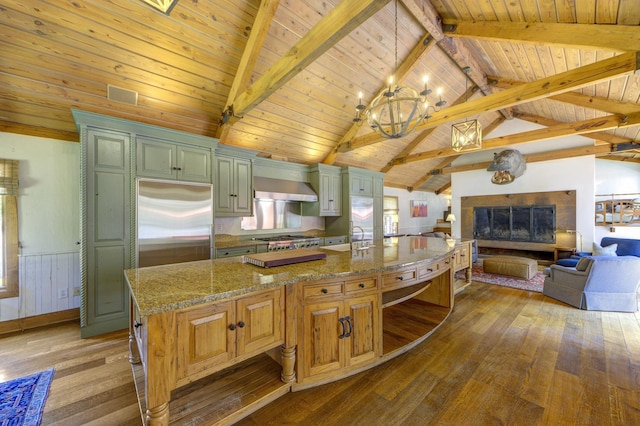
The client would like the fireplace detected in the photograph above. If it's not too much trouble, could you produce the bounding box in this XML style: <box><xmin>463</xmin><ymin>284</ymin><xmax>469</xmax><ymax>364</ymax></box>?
<box><xmin>473</xmin><ymin>205</ymin><xmax>556</xmax><ymax>243</ymax></box>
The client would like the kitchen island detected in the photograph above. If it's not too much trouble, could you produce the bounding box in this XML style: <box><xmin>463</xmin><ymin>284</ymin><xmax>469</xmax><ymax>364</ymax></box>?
<box><xmin>125</xmin><ymin>236</ymin><xmax>472</xmax><ymax>425</ymax></box>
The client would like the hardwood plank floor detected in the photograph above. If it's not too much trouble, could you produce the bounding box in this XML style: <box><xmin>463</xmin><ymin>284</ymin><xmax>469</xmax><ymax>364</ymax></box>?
<box><xmin>1</xmin><ymin>282</ymin><xmax>639</xmax><ymax>425</ymax></box>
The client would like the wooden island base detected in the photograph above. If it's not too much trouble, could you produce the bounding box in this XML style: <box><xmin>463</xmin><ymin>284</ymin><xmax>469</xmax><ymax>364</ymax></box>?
<box><xmin>126</xmin><ymin>238</ymin><xmax>473</xmax><ymax>425</ymax></box>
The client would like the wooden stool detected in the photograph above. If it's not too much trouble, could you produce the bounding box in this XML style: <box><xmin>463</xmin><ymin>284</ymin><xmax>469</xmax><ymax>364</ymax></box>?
<box><xmin>483</xmin><ymin>256</ymin><xmax>538</xmax><ymax>280</ymax></box>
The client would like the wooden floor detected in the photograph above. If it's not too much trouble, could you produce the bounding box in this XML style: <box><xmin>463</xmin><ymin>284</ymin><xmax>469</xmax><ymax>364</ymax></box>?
<box><xmin>1</xmin><ymin>282</ymin><xmax>639</xmax><ymax>425</ymax></box>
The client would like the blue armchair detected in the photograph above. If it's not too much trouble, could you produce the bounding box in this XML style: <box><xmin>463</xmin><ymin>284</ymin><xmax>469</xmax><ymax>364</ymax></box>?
<box><xmin>543</xmin><ymin>256</ymin><xmax>640</xmax><ymax>312</ymax></box>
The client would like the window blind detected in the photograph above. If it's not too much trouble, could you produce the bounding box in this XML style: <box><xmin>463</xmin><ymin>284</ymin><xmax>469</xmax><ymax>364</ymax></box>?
<box><xmin>0</xmin><ymin>159</ymin><xmax>19</xmax><ymax>196</ymax></box>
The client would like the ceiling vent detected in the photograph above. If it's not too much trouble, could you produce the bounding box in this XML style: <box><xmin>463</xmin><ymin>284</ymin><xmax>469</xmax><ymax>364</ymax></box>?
<box><xmin>107</xmin><ymin>84</ymin><xmax>138</xmax><ymax>106</ymax></box>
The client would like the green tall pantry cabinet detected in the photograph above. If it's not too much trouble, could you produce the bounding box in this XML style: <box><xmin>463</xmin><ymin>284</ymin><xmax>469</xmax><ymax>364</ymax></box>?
<box><xmin>81</xmin><ymin>127</ymin><xmax>131</xmax><ymax>337</ymax></box>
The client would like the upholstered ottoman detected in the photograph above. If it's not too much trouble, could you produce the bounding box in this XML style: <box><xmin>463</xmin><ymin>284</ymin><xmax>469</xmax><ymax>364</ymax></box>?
<box><xmin>483</xmin><ymin>256</ymin><xmax>538</xmax><ymax>280</ymax></box>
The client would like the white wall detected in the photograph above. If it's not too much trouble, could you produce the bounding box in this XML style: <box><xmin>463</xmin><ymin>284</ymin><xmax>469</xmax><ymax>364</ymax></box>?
<box><xmin>450</xmin><ymin>118</ymin><xmax>597</xmax><ymax>251</ymax></box>
<box><xmin>0</xmin><ymin>133</ymin><xmax>81</xmax><ymax>321</ymax></box>
<box><xmin>593</xmin><ymin>159</ymin><xmax>640</xmax><ymax>242</ymax></box>
<box><xmin>383</xmin><ymin>187</ymin><xmax>450</xmax><ymax>235</ymax></box>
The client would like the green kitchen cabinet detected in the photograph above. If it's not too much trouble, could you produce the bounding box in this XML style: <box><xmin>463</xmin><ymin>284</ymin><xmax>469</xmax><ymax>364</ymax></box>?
<box><xmin>215</xmin><ymin>154</ymin><xmax>253</xmax><ymax>216</ymax></box>
<box><xmin>325</xmin><ymin>167</ymin><xmax>385</xmax><ymax>242</ymax></box>
<box><xmin>136</xmin><ymin>137</ymin><xmax>211</xmax><ymax>183</ymax></box>
<box><xmin>81</xmin><ymin>128</ymin><xmax>131</xmax><ymax>338</ymax></box>
<box><xmin>302</xmin><ymin>164</ymin><xmax>342</xmax><ymax>216</ymax></box>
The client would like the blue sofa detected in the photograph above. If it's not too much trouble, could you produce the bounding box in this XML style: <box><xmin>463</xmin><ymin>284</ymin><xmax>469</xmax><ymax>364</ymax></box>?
<box><xmin>556</xmin><ymin>237</ymin><xmax>640</xmax><ymax>267</ymax></box>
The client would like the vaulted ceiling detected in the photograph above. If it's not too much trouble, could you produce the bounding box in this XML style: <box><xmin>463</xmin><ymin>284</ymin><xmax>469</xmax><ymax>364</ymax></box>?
<box><xmin>2</xmin><ymin>0</ymin><xmax>640</xmax><ymax>193</ymax></box>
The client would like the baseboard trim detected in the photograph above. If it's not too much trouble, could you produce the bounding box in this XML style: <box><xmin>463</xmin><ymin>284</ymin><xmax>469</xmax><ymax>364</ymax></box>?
<box><xmin>0</xmin><ymin>308</ymin><xmax>80</xmax><ymax>335</ymax></box>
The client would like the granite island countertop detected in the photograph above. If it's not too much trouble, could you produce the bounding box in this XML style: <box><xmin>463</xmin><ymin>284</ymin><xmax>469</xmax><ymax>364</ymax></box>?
<box><xmin>125</xmin><ymin>236</ymin><xmax>456</xmax><ymax>317</ymax></box>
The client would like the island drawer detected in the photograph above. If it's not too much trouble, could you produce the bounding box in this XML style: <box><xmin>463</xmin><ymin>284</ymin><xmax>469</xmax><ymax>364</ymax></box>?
<box><xmin>303</xmin><ymin>282</ymin><xmax>344</xmax><ymax>299</ymax></box>
<box><xmin>382</xmin><ymin>268</ymin><xmax>417</xmax><ymax>289</ymax></box>
<box><xmin>417</xmin><ymin>261</ymin><xmax>438</xmax><ymax>280</ymax></box>
<box><xmin>345</xmin><ymin>278</ymin><xmax>378</xmax><ymax>294</ymax></box>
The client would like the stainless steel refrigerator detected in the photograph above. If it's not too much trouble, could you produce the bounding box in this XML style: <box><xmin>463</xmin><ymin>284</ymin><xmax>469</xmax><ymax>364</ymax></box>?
<box><xmin>351</xmin><ymin>195</ymin><xmax>374</xmax><ymax>242</ymax></box>
<box><xmin>137</xmin><ymin>179</ymin><xmax>213</xmax><ymax>267</ymax></box>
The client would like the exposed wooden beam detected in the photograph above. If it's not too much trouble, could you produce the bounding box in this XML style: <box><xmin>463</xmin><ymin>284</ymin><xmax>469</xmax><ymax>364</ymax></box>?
<box><xmin>435</xmin><ymin>180</ymin><xmax>451</xmax><ymax>195</ymax></box>
<box><xmin>323</xmin><ymin>35</ymin><xmax>436</xmax><ymax>165</ymax></box>
<box><xmin>342</xmin><ymin>52</ymin><xmax>640</xmax><ymax>152</ymax></box>
<box><xmin>216</xmin><ymin>0</ymin><xmax>281</xmax><ymax>139</ymax></box>
<box><xmin>513</xmin><ymin>111</ymin><xmax>640</xmax><ymax>147</ymax></box>
<box><xmin>410</xmin><ymin>157</ymin><xmax>459</xmax><ymax>191</ymax></box>
<box><xmin>598</xmin><ymin>155</ymin><xmax>640</xmax><ymax>163</ymax></box>
<box><xmin>438</xmin><ymin>144</ymin><xmax>614</xmax><ymax>175</ymax></box>
<box><xmin>394</xmin><ymin>112</ymin><xmax>640</xmax><ymax>165</ymax></box>
<box><xmin>488</xmin><ymin>76</ymin><xmax>640</xmax><ymax>116</ymax></box>
<box><xmin>403</xmin><ymin>0</ymin><xmax>513</xmax><ymax>118</ymax></box>
<box><xmin>0</xmin><ymin>122</ymin><xmax>79</xmax><ymax>143</ymax></box>
<box><xmin>442</xmin><ymin>21</ymin><xmax>640</xmax><ymax>53</ymax></box>
<box><xmin>230</xmin><ymin>0</ymin><xmax>390</xmax><ymax>120</ymax></box>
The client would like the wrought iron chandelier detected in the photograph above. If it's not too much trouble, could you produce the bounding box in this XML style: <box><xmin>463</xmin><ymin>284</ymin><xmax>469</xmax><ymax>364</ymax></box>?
<box><xmin>353</xmin><ymin>0</ymin><xmax>445</xmax><ymax>139</ymax></box>
<box><xmin>451</xmin><ymin>67</ymin><xmax>482</xmax><ymax>152</ymax></box>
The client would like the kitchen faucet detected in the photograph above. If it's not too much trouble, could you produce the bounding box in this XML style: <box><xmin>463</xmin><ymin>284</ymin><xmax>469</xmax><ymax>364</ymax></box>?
<box><xmin>351</xmin><ymin>225</ymin><xmax>366</xmax><ymax>250</ymax></box>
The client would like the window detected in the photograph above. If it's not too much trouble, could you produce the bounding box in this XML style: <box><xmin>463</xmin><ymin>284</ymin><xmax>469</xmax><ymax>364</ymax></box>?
<box><xmin>0</xmin><ymin>159</ymin><xmax>19</xmax><ymax>299</ymax></box>
<box><xmin>383</xmin><ymin>196</ymin><xmax>399</xmax><ymax>235</ymax></box>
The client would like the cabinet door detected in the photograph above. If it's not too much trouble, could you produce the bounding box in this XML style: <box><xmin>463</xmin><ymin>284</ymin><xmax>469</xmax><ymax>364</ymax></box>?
<box><xmin>236</xmin><ymin>288</ymin><xmax>284</xmax><ymax>355</ymax></box>
<box><xmin>344</xmin><ymin>294</ymin><xmax>379</xmax><ymax>367</ymax></box>
<box><xmin>454</xmin><ymin>243</ymin><xmax>471</xmax><ymax>272</ymax></box>
<box><xmin>83</xmin><ymin>129</ymin><xmax>131</xmax><ymax>337</ymax></box>
<box><xmin>321</xmin><ymin>172</ymin><xmax>341</xmax><ymax>216</ymax></box>
<box><xmin>350</xmin><ymin>175</ymin><xmax>373</xmax><ymax>196</ymax></box>
<box><xmin>215</xmin><ymin>156</ymin><xmax>234</xmax><ymax>213</ymax></box>
<box><xmin>177</xmin><ymin>301</ymin><xmax>236</xmax><ymax>380</ymax></box>
<box><xmin>233</xmin><ymin>157</ymin><xmax>252</xmax><ymax>214</ymax></box>
<box><xmin>301</xmin><ymin>300</ymin><xmax>343</xmax><ymax>378</ymax></box>
<box><xmin>178</xmin><ymin>145</ymin><xmax>211</xmax><ymax>183</ymax></box>
<box><xmin>136</xmin><ymin>138</ymin><xmax>175</xmax><ymax>179</ymax></box>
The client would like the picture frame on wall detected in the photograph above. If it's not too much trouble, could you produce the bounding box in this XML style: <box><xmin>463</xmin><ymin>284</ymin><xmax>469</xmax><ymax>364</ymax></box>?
<box><xmin>410</xmin><ymin>200</ymin><xmax>428</xmax><ymax>217</ymax></box>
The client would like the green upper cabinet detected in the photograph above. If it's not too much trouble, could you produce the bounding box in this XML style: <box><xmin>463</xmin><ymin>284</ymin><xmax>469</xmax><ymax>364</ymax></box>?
<box><xmin>350</xmin><ymin>172</ymin><xmax>374</xmax><ymax>197</ymax></box>
<box><xmin>215</xmin><ymin>154</ymin><xmax>253</xmax><ymax>216</ymax></box>
<box><xmin>302</xmin><ymin>164</ymin><xmax>342</xmax><ymax>217</ymax></box>
<box><xmin>136</xmin><ymin>137</ymin><xmax>211</xmax><ymax>183</ymax></box>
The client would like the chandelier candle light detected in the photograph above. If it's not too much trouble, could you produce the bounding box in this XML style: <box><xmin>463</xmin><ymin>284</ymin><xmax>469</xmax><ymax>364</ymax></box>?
<box><xmin>353</xmin><ymin>0</ymin><xmax>446</xmax><ymax>139</ymax></box>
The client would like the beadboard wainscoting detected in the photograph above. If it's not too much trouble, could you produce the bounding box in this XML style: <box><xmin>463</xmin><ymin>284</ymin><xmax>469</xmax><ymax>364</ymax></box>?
<box><xmin>0</xmin><ymin>252</ymin><xmax>81</xmax><ymax>322</ymax></box>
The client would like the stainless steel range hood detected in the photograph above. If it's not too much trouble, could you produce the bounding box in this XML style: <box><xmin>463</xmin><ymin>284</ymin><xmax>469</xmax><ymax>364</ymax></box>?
<box><xmin>253</xmin><ymin>176</ymin><xmax>318</xmax><ymax>202</ymax></box>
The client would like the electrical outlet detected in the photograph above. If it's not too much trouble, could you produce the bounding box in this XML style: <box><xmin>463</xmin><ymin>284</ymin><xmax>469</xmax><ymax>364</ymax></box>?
<box><xmin>58</xmin><ymin>288</ymin><xmax>68</xmax><ymax>299</ymax></box>
<box><xmin>73</xmin><ymin>287</ymin><xmax>81</xmax><ymax>297</ymax></box>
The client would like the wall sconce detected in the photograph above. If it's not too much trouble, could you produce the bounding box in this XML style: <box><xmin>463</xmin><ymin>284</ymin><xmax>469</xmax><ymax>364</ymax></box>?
<box><xmin>140</xmin><ymin>0</ymin><xmax>179</xmax><ymax>14</ymax></box>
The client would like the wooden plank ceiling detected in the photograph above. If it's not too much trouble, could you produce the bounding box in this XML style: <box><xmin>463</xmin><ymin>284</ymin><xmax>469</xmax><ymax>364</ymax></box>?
<box><xmin>1</xmin><ymin>0</ymin><xmax>640</xmax><ymax>193</ymax></box>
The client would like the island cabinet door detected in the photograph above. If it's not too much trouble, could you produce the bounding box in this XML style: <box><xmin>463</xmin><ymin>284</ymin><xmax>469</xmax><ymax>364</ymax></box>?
<box><xmin>176</xmin><ymin>301</ymin><xmax>236</xmax><ymax>380</ymax></box>
<box><xmin>344</xmin><ymin>294</ymin><xmax>380</xmax><ymax>368</ymax></box>
<box><xmin>236</xmin><ymin>288</ymin><xmax>285</xmax><ymax>356</ymax></box>
<box><xmin>301</xmin><ymin>300</ymin><xmax>344</xmax><ymax>378</ymax></box>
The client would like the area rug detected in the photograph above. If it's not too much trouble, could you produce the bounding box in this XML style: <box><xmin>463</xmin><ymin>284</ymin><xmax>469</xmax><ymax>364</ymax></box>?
<box><xmin>0</xmin><ymin>368</ymin><xmax>54</xmax><ymax>426</ymax></box>
<box><xmin>456</xmin><ymin>262</ymin><xmax>544</xmax><ymax>292</ymax></box>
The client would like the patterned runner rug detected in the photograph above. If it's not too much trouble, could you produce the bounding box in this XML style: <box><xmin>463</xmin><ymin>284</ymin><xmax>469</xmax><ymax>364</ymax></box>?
<box><xmin>457</xmin><ymin>262</ymin><xmax>545</xmax><ymax>292</ymax></box>
<box><xmin>0</xmin><ymin>368</ymin><xmax>54</xmax><ymax>426</ymax></box>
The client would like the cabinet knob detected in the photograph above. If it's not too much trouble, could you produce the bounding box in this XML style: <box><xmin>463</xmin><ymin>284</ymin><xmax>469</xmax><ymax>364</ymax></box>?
<box><xmin>321</xmin><ymin>288</ymin><xmax>329</xmax><ymax>294</ymax></box>
<box><xmin>359</xmin><ymin>283</ymin><xmax>365</xmax><ymax>288</ymax></box>
<box><xmin>397</xmin><ymin>276</ymin><xmax>404</xmax><ymax>281</ymax></box>
<box><xmin>229</xmin><ymin>323</ymin><xmax>237</xmax><ymax>331</ymax></box>
<box><xmin>238</xmin><ymin>321</ymin><xmax>245</xmax><ymax>328</ymax></box>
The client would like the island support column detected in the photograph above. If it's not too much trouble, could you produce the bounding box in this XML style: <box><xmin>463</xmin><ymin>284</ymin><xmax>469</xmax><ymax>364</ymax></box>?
<box><xmin>145</xmin><ymin>312</ymin><xmax>178</xmax><ymax>426</ymax></box>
